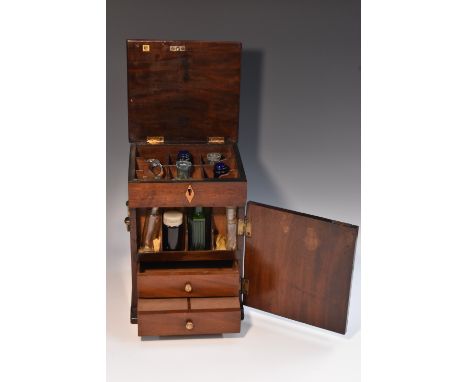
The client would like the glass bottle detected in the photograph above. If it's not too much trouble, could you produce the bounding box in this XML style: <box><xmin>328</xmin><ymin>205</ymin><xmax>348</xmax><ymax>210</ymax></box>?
<box><xmin>226</xmin><ymin>207</ymin><xmax>237</xmax><ymax>250</ymax></box>
<box><xmin>176</xmin><ymin>160</ymin><xmax>192</xmax><ymax>179</ymax></box>
<box><xmin>189</xmin><ymin>207</ymin><xmax>206</xmax><ymax>250</ymax></box>
<box><xmin>140</xmin><ymin>207</ymin><xmax>159</xmax><ymax>252</ymax></box>
<box><xmin>214</xmin><ymin>162</ymin><xmax>230</xmax><ymax>178</ymax></box>
<box><xmin>206</xmin><ymin>152</ymin><xmax>222</xmax><ymax>164</ymax></box>
<box><xmin>146</xmin><ymin>159</ymin><xmax>164</xmax><ymax>179</ymax></box>
<box><xmin>162</xmin><ymin>211</ymin><xmax>184</xmax><ymax>251</ymax></box>
<box><xmin>177</xmin><ymin>150</ymin><xmax>193</xmax><ymax>163</ymax></box>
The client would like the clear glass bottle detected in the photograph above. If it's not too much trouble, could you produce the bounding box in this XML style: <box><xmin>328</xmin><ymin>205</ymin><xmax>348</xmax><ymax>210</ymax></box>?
<box><xmin>162</xmin><ymin>211</ymin><xmax>184</xmax><ymax>251</ymax></box>
<box><xmin>206</xmin><ymin>152</ymin><xmax>222</xmax><ymax>164</ymax></box>
<box><xmin>146</xmin><ymin>159</ymin><xmax>164</xmax><ymax>179</ymax></box>
<box><xmin>226</xmin><ymin>207</ymin><xmax>237</xmax><ymax>250</ymax></box>
<box><xmin>189</xmin><ymin>207</ymin><xmax>206</xmax><ymax>250</ymax></box>
<box><xmin>176</xmin><ymin>160</ymin><xmax>192</xmax><ymax>179</ymax></box>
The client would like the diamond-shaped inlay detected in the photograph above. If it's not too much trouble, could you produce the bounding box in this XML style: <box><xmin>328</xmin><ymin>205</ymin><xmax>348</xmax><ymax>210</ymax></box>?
<box><xmin>185</xmin><ymin>185</ymin><xmax>195</xmax><ymax>203</ymax></box>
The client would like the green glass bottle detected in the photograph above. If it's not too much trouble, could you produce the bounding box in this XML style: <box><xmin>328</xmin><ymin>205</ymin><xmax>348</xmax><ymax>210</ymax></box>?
<box><xmin>190</xmin><ymin>207</ymin><xmax>206</xmax><ymax>250</ymax></box>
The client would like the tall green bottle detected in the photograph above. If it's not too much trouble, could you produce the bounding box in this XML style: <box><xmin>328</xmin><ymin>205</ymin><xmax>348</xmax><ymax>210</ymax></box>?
<box><xmin>190</xmin><ymin>207</ymin><xmax>206</xmax><ymax>250</ymax></box>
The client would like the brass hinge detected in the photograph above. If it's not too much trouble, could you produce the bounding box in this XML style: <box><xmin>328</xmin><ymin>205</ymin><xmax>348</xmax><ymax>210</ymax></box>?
<box><xmin>208</xmin><ymin>136</ymin><xmax>225</xmax><ymax>144</ymax></box>
<box><xmin>146</xmin><ymin>136</ymin><xmax>165</xmax><ymax>145</ymax></box>
<box><xmin>237</xmin><ymin>218</ymin><xmax>251</xmax><ymax>237</ymax></box>
<box><xmin>241</xmin><ymin>278</ymin><xmax>249</xmax><ymax>295</ymax></box>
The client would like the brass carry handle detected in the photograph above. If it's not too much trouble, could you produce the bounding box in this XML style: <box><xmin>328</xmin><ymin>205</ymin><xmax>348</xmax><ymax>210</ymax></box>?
<box><xmin>124</xmin><ymin>201</ymin><xmax>131</xmax><ymax>232</ymax></box>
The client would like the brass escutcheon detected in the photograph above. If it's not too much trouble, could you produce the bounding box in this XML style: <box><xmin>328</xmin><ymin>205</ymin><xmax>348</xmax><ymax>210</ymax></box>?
<box><xmin>185</xmin><ymin>185</ymin><xmax>195</xmax><ymax>203</ymax></box>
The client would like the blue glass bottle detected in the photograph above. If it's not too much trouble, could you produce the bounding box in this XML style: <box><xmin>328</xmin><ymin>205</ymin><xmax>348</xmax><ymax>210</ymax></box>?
<box><xmin>177</xmin><ymin>150</ymin><xmax>193</xmax><ymax>163</ymax></box>
<box><xmin>214</xmin><ymin>162</ymin><xmax>230</xmax><ymax>178</ymax></box>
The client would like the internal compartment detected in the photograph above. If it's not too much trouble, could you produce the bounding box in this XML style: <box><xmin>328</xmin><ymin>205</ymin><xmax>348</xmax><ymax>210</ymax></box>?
<box><xmin>137</xmin><ymin>207</ymin><xmax>238</xmax><ymax>260</ymax></box>
<box><xmin>132</xmin><ymin>143</ymin><xmax>241</xmax><ymax>181</ymax></box>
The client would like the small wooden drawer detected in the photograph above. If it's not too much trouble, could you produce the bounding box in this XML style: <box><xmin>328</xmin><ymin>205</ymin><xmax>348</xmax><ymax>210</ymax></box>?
<box><xmin>138</xmin><ymin>261</ymin><xmax>240</xmax><ymax>298</ymax></box>
<box><xmin>138</xmin><ymin>297</ymin><xmax>241</xmax><ymax>336</ymax></box>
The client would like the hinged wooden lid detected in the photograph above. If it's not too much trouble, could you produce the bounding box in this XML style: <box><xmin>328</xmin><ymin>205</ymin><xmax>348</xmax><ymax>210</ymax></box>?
<box><xmin>127</xmin><ymin>40</ymin><xmax>242</xmax><ymax>143</ymax></box>
<box><xmin>243</xmin><ymin>202</ymin><xmax>359</xmax><ymax>334</ymax></box>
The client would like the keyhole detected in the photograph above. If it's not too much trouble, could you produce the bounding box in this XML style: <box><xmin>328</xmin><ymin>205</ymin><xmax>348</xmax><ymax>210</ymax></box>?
<box><xmin>187</xmin><ymin>188</ymin><xmax>192</xmax><ymax>196</ymax></box>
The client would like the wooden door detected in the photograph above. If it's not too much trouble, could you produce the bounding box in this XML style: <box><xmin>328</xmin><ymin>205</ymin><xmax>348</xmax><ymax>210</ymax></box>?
<box><xmin>243</xmin><ymin>202</ymin><xmax>358</xmax><ymax>334</ymax></box>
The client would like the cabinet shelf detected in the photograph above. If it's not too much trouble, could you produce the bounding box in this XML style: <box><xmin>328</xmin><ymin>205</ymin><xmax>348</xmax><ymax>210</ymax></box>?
<box><xmin>138</xmin><ymin>250</ymin><xmax>236</xmax><ymax>263</ymax></box>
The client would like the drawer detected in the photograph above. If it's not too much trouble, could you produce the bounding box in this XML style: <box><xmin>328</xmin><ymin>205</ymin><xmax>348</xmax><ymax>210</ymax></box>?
<box><xmin>138</xmin><ymin>297</ymin><xmax>241</xmax><ymax>336</ymax></box>
<box><xmin>138</xmin><ymin>261</ymin><xmax>240</xmax><ymax>298</ymax></box>
<box><xmin>128</xmin><ymin>181</ymin><xmax>247</xmax><ymax>208</ymax></box>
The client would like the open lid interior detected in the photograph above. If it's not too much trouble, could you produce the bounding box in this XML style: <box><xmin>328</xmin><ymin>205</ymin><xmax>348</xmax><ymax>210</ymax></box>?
<box><xmin>127</xmin><ymin>40</ymin><xmax>241</xmax><ymax>143</ymax></box>
<box><xmin>243</xmin><ymin>202</ymin><xmax>359</xmax><ymax>334</ymax></box>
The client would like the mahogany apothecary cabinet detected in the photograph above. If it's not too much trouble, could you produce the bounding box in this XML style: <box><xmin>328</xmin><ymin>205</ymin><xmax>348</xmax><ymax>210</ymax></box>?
<box><xmin>124</xmin><ymin>40</ymin><xmax>359</xmax><ymax>337</ymax></box>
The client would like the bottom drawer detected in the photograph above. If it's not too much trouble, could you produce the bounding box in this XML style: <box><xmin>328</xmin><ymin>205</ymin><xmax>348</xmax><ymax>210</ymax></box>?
<box><xmin>138</xmin><ymin>297</ymin><xmax>241</xmax><ymax>336</ymax></box>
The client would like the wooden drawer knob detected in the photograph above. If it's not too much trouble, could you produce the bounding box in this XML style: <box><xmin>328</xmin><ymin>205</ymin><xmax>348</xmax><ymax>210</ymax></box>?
<box><xmin>185</xmin><ymin>320</ymin><xmax>194</xmax><ymax>330</ymax></box>
<box><xmin>184</xmin><ymin>283</ymin><xmax>192</xmax><ymax>293</ymax></box>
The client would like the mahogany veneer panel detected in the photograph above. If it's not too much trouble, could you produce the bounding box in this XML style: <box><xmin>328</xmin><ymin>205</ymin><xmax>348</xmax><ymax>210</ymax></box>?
<box><xmin>138</xmin><ymin>310</ymin><xmax>241</xmax><ymax>336</ymax></box>
<box><xmin>137</xmin><ymin>297</ymin><xmax>241</xmax><ymax>336</ymax></box>
<box><xmin>138</xmin><ymin>262</ymin><xmax>240</xmax><ymax>298</ymax></box>
<box><xmin>190</xmin><ymin>297</ymin><xmax>240</xmax><ymax>311</ymax></box>
<box><xmin>244</xmin><ymin>202</ymin><xmax>358</xmax><ymax>334</ymax></box>
<box><xmin>138</xmin><ymin>298</ymin><xmax>188</xmax><ymax>312</ymax></box>
<box><xmin>127</xmin><ymin>40</ymin><xmax>241</xmax><ymax>143</ymax></box>
<box><xmin>128</xmin><ymin>181</ymin><xmax>247</xmax><ymax>208</ymax></box>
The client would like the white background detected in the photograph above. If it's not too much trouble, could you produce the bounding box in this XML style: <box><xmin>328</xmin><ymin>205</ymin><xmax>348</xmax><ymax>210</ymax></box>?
<box><xmin>1</xmin><ymin>1</ymin><xmax>468</xmax><ymax>381</ymax></box>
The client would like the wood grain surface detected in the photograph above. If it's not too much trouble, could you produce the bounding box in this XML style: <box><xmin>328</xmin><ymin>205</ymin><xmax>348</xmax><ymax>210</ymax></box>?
<box><xmin>244</xmin><ymin>202</ymin><xmax>359</xmax><ymax>334</ymax></box>
<box><xmin>137</xmin><ymin>297</ymin><xmax>241</xmax><ymax>336</ymax></box>
<box><xmin>138</xmin><ymin>261</ymin><xmax>240</xmax><ymax>298</ymax></box>
<box><xmin>127</xmin><ymin>40</ymin><xmax>241</xmax><ymax>143</ymax></box>
<box><xmin>128</xmin><ymin>180</ymin><xmax>247</xmax><ymax>208</ymax></box>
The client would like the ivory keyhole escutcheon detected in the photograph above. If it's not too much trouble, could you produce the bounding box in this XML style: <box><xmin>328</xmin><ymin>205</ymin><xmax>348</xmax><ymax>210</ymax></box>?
<box><xmin>185</xmin><ymin>185</ymin><xmax>194</xmax><ymax>203</ymax></box>
<box><xmin>186</xmin><ymin>320</ymin><xmax>194</xmax><ymax>330</ymax></box>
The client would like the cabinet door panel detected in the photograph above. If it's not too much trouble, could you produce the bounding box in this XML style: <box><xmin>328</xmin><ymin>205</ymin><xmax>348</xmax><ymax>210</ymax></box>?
<box><xmin>244</xmin><ymin>202</ymin><xmax>358</xmax><ymax>334</ymax></box>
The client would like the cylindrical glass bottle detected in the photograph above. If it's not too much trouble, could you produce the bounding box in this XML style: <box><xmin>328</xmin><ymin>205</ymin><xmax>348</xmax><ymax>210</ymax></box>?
<box><xmin>226</xmin><ymin>207</ymin><xmax>237</xmax><ymax>250</ymax></box>
<box><xmin>162</xmin><ymin>211</ymin><xmax>184</xmax><ymax>251</ymax></box>
<box><xmin>140</xmin><ymin>207</ymin><xmax>159</xmax><ymax>252</ymax></box>
<box><xmin>176</xmin><ymin>160</ymin><xmax>192</xmax><ymax>179</ymax></box>
<box><xmin>189</xmin><ymin>207</ymin><xmax>206</xmax><ymax>250</ymax></box>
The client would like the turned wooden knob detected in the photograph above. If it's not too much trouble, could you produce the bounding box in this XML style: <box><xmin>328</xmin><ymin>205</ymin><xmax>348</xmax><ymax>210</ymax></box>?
<box><xmin>184</xmin><ymin>283</ymin><xmax>192</xmax><ymax>293</ymax></box>
<box><xmin>185</xmin><ymin>320</ymin><xmax>194</xmax><ymax>330</ymax></box>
